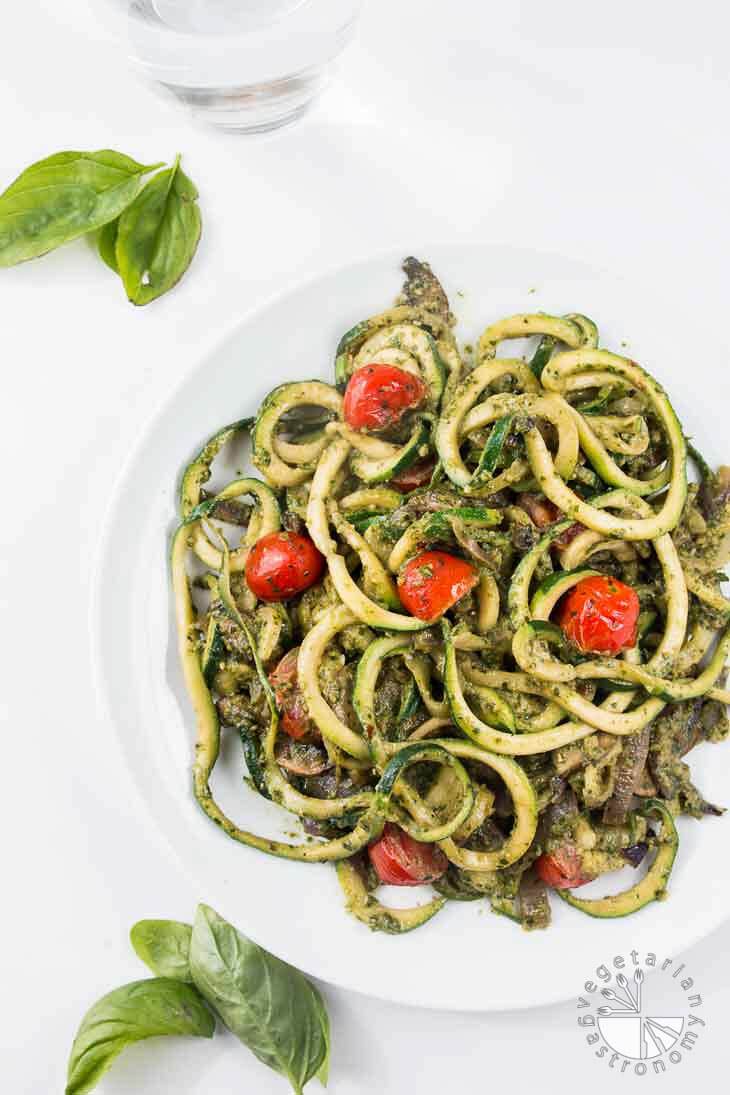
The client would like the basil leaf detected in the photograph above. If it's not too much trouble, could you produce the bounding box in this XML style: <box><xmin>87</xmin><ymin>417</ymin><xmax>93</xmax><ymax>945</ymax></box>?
<box><xmin>190</xmin><ymin>904</ymin><xmax>329</xmax><ymax>1094</ymax></box>
<box><xmin>313</xmin><ymin>991</ymin><xmax>330</xmax><ymax>1087</ymax></box>
<box><xmin>115</xmin><ymin>155</ymin><xmax>201</xmax><ymax>306</ymax></box>
<box><xmin>65</xmin><ymin>977</ymin><xmax>215</xmax><ymax>1095</ymax></box>
<box><xmin>130</xmin><ymin>919</ymin><xmax>193</xmax><ymax>982</ymax></box>
<box><xmin>98</xmin><ymin>217</ymin><xmax>120</xmax><ymax>274</ymax></box>
<box><xmin>0</xmin><ymin>150</ymin><xmax>162</xmax><ymax>267</ymax></box>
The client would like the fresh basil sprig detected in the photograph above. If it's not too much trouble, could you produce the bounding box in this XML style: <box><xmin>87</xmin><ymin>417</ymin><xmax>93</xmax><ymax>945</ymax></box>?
<box><xmin>130</xmin><ymin>919</ymin><xmax>193</xmax><ymax>982</ymax></box>
<box><xmin>97</xmin><ymin>216</ymin><xmax>121</xmax><ymax>275</ymax></box>
<box><xmin>0</xmin><ymin>149</ymin><xmax>201</xmax><ymax>304</ymax></box>
<box><xmin>66</xmin><ymin>905</ymin><xmax>331</xmax><ymax>1094</ymax></box>
<box><xmin>114</xmin><ymin>155</ymin><xmax>202</xmax><ymax>305</ymax></box>
<box><xmin>0</xmin><ymin>150</ymin><xmax>162</xmax><ymax>266</ymax></box>
<box><xmin>190</xmin><ymin>904</ymin><xmax>330</xmax><ymax>1094</ymax></box>
<box><xmin>65</xmin><ymin>978</ymin><xmax>215</xmax><ymax>1095</ymax></box>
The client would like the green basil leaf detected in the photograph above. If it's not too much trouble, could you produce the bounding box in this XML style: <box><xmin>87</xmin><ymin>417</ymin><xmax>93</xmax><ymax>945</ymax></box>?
<box><xmin>313</xmin><ymin>990</ymin><xmax>330</xmax><ymax>1087</ymax></box>
<box><xmin>65</xmin><ymin>977</ymin><xmax>215</xmax><ymax>1095</ymax></box>
<box><xmin>98</xmin><ymin>217</ymin><xmax>120</xmax><ymax>274</ymax></box>
<box><xmin>115</xmin><ymin>155</ymin><xmax>201</xmax><ymax>306</ymax></box>
<box><xmin>190</xmin><ymin>904</ymin><xmax>329</xmax><ymax>1095</ymax></box>
<box><xmin>0</xmin><ymin>150</ymin><xmax>162</xmax><ymax>267</ymax></box>
<box><xmin>130</xmin><ymin>919</ymin><xmax>193</xmax><ymax>982</ymax></box>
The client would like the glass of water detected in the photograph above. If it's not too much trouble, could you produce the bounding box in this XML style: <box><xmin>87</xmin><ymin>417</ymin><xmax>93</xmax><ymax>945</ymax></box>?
<box><xmin>105</xmin><ymin>0</ymin><xmax>363</xmax><ymax>133</ymax></box>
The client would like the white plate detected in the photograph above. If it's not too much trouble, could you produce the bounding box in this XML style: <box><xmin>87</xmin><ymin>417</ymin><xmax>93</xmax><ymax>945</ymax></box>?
<box><xmin>93</xmin><ymin>244</ymin><xmax>730</xmax><ymax>1012</ymax></box>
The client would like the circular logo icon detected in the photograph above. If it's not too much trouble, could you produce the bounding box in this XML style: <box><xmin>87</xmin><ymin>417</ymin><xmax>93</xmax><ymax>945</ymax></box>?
<box><xmin>576</xmin><ymin>953</ymin><xmax>706</xmax><ymax>1075</ymax></box>
<box><xmin>597</xmin><ymin>969</ymin><xmax>683</xmax><ymax>1059</ymax></box>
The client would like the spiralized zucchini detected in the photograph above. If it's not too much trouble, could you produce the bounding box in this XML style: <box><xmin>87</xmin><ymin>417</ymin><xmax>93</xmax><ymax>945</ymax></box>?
<box><xmin>171</xmin><ymin>257</ymin><xmax>729</xmax><ymax>936</ymax></box>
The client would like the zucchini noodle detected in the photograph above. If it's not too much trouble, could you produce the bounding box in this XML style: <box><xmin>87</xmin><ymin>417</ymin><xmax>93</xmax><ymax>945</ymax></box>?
<box><xmin>252</xmin><ymin>380</ymin><xmax>343</xmax><ymax>487</ymax></box>
<box><xmin>171</xmin><ymin>256</ymin><xmax>729</xmax><ymax>934</ymax></box>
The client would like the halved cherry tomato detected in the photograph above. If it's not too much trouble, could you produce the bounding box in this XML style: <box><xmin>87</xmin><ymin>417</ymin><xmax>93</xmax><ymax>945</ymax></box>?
<box><xmin>269</xmin><ymin>647</ymin><xmax>316</xmax><ymax>740</ymax></box>
<box><xmin>245</xmin><ymin>531</ymin><xmax>325</xmax><ymax>602</ymax></box>
<box><xmin>343</xmin><ymin>363</ymin><xmax>426</xmax><ymax>431</ymax></box>
<box><xmin>368</xmin><ymin>823</ymin><xmax>448</xmax><ymax>886</ymax></box>
<box><xmin>390</xmin><ymin>455</ymin><xmax>436</xmax><ymax>492</ymax></box>
<box><xmin>535</xmin><ymin>845</ymin><xmax>594</xmax><ymax>890</ymax></box>
<box><xmin>397</xmin><ymin>549</ymin><xmax>478</xmax><ymax>622</ymax></box>
<box><xmin>556</xmin><ymin>574</ymin><xmax>640</xmax><ymax>655</ymax></box>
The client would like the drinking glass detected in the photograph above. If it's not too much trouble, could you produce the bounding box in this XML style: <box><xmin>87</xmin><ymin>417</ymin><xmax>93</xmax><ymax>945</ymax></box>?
<box><xmin>104</xmin><ymin>0</ymin><xmax>363</xmax><ymax>133</ymax></box>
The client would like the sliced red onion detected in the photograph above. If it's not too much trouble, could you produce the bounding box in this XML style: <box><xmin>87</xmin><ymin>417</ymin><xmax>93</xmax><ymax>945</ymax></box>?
<box><xmin>275</xmin><ymin>739</ymin><xmax>331</xmax><ymax>777</ymax></box>
<box><xmin>622</xmin><ymin>842</ymin><xmax>648</xmax><ymax>868</ymax></box>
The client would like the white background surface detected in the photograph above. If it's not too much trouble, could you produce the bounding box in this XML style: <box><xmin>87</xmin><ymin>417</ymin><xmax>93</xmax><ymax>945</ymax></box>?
<box><xmin>3</xmin><ymin>1</ymin><xmax>730</xmax><ymax>1091</ymax></box>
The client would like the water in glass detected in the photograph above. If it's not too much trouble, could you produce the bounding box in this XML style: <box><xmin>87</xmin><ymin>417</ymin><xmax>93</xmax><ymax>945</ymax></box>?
<box><xmin>109</xmin><ymin>0</ymin><xmax>362</xmax><ymax>132</ymax></box>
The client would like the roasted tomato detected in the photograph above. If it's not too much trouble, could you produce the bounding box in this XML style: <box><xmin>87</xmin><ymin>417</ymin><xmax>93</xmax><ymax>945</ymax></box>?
<box><xmin>535</xmin><ymin>845</ymin><xmax>594</xmax><ymax>890</ymax></box>
<box><xmin>397</xmin><ymin>549</ymin><xmax>478</xmax><ymax>622</ymax></box>
<box><xmin>389</xmin><ymin>455</ymin><xmax>437</xmax><ymax>492</ymax></box>
<box><xmin>343</xmin><ymin>364</ymin><xmax>426</xmax><ymax>431</ymax></box>
<box><xmin>245</xmin><ymin>531</ymin><xmax>325</xmax><ymax>602</ymax></box>
<box><xmin>556</xmin><ymin>574</ymin><xmax>640</xmax><ymax>655</ymax></box>
<box><xmin>268</xmin><ymin>647</ymin><xmax>316</xmax><ymax>740</ymax></box>
<box><xmin>368</xmin><ymin>823</ymin><xmax>448</xmax><ymax>886</ymax></box>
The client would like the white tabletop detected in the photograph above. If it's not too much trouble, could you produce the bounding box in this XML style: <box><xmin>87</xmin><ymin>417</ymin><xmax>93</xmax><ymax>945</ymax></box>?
<box><xmin>4</xmin><ymin>2</ymin><xmax>730</xmax><ymax>1092</ymax></box>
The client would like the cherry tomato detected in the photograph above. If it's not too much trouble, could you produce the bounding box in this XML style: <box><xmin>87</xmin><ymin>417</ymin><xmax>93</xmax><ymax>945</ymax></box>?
<box><xmin>269</xmin><ymin>647</ymin><xmax>316</xmax><ymax>740</ymax></box>
<box><xmin>556</xmin><ymin>574</ymin><xmax>640</xmax><ymax>655</ymax></box>
<box><xmin>343</xmin><ymin>363</ymin><xmax>426</xmax><ymax>431</ymax></box>
<box><xmin>535</xmin><ymin>845</ymin><xmax>594</xmax><ymax>890</ymax></box>
<box><xmin>245</xmin><ymin>531</ymin><xmax>325</xmax><ymax>602</ymax></box>
<box><xmin>368</xmin><ymin>823</ymin><xmax>448</xmax><ymax>886</ymax></box>
<box><xmin>397</xmin><ymin>549</ymin><xmax>478</xmax><ymax>622</ymax></box>
<box><xmin>389</xmin><ymin>455</ymin><xmax>436</xmax><ymax>492</ymax></box>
